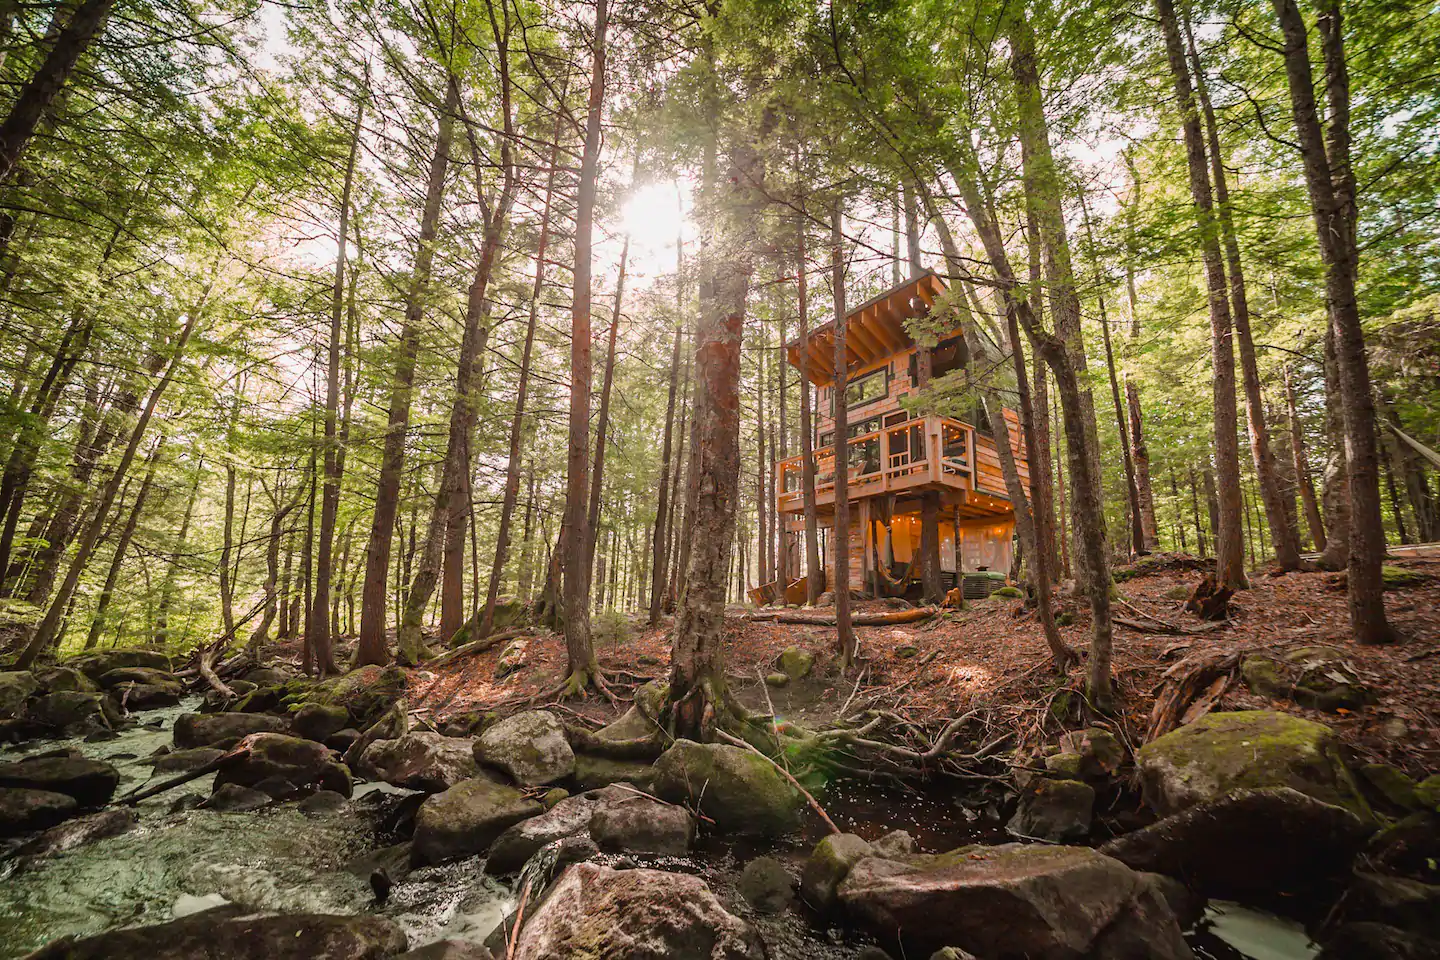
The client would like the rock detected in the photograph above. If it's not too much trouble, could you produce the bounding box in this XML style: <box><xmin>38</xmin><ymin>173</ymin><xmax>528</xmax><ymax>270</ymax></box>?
<box><xmin>202</xmin><ymin>680</ymin><xmax>257</xmax><ymax>712</ymax></box>
<box><xmin>1099</xmin><ymin>787</ymin><xmax>1371</xmax><ymax>902</ymax></box>
<box><xmin>838</xmin><ymin>843</ymin><xmax>1193</xmax><ymax>959</ymax></box>
<box><xmin>298</xmin><ymin>790</ymin><xmax>350</xmax><ymax>815</ymax></box>
<box><xmin>1058</xmin><ymin>727</ymin><xmax>1125</xmax><ymax>778</ymax></box>
<box><xmin>1317</xmin><ymin>921</ymin><xmax>1440</xmax><ymax>960</ymax></box>
<box><xmin>1242</xmin><ymin>647</ymin><xmax>1374</xmax><ymax>713</ymax></box>
<box><xmin>411</xmin><ymin>777</ymin><xmax>543</xmax><ymax>866</ymax></box>
<box><xmin>10</xmin><ymin>808</ymin><xmax>136</xmax><ymax>858</ymax></box>
<box><xmin>1344</xmin><ymin>872</ymin><xmax>1440</xmax><ymax>938</ymax></box>
<box><xmin>652</xmin><ymin>739</ymin><xmax>803</xmax><ymax>836</ymax></box>
<box><xmin>588</xmin><ymin>788</ymin><xmax>693</xmax><ymax>854</ymax></box>
<box><xmin>174</xmin><ymin>711</ymin><xmax>288</xmax><ymax>748</ymax></box>
<box><xmin>778</xmin><ymin>646</ymin><xmax>815</xmax><ymax>680</ymax></box>
<box><xmin>1366</xmin><ymin>812</ymin><xmax>1440</xmax><ymax>877</ymax></box>
<box><xmin>739</xmin><ymin>856</ymin><xmax>795</xmax><ymax>913</ymax></box>
<box><xmin>149</xmin><ymin>747</ymin><xmax>225</xmax><ymax>775</ymax></box>
<box><xmin>399</xmin><ymin>940</ymin><xmax>495</xmax><ymax>959</ymax></box>
<box><xmin>27</xmin><ymin>690</ymin><xmax>120</xmax><ymax>734</ymax></box>
<box><xmin>1416</xmin><ymin>775</ymin><xmax>1440</xmax><ymax>811</ymax></box>
<box><xmin>167</xmin><ymin>793</ymin><xmax>204</xmax><ymax>813</ymax></box>
<box><xmin>98</xmin><ymin>666</ymin><xmax>181</xmax><ymax>689</ymax></box>
<box><xmin>485</xmin><ymin>791</ymin><xmax>601</xmax><ymax>875</ymax></box>
<box><xmin>111</xmin><ymin>681</ymin><xmax>183</xmax><ymax>709</ymax></box>
<box><xmin>0</xmin><ymin>787</ymin><xmax>77</xmax><ymax>835</ymax></box>
<box><xmin>32</xmin><ymin>666</ymin><xmax>96</xmax><ymax>694</ymax></box>
<box><xmin>23</xmin><ymin>910</ymin><xmax>408</xmax><ymax>959</ymax></box>
<box><xmin>572</xmin><ymin>754</ymin><xmax>654</xmax><ymax>791</ymax></box>
<box><xmin>300</xmin><ymin>664</ymin><xmax>408</xmax><ymax>729</ymax></box>
<box><xmin>68</xmin><ymin>648</ymin><xmax>172</xmax><ymax>679</ymax></box>
<box><xmin>800</xmin><ymin>832</ymin><xmax>874</xmax><ymax>912</ymax></box>
<box><xmin>360</xmin><ymin>732</ymin><xmax>479</xmax><ymax>791</ymax></box>
<box><xmin>473</xmin><ymin>710</ymin><xmax>573</xmax><ymax>786</ymax></box>
<box><xmin>203</xmin><ymin>782</ymin><xmax>272</xmax><ymax>811</ymax></box>
<box><xmin>508</xmin><ymin>863</ymin><xmax>765</xmax><ymax>960</ymax></box>
<box><xmin>896</xmin><ymin>645</ymin><xmax>920</xmax><ymax>659</ymax></box>
<box><xmin>1007</xmin><ymin>777</ymin><xmax>1094</xmax><ymax>843</ymax></box>
<box><xmin>1361</xmin><ymin>763</ymin><xmax>1422</xmax><ymax>810</ymax></box>
<box><xmin>1141</xmin><ymin>872</ymin><xmax>1206</xmax><ymax>929</ymax></box>
<box><xmin>1043</xmin><ymin>753</ymin><xmax>1084</xmax><ymax>780</ymax></box>
<box><xmin>327</xmin><ymin>728</ymin><xmax>362</xmax><ymax>753</ymax></box>
<box><xmin>1136</xmin><ymin>710</ymin><xmax>1370</xmax><ymax>818</ymax></box>
<box><xmin>344</xmin><ymin>702</ymin><xmax>408</xmax><ymax>770</ymax></box>
<box><xmin>243</xmin><ymin>666</ymin><xmax>293</xmax><ymax>686</ymax></box>
<box><xmin>929</xmin><ymin>950</ymin><xmax>979</xmax><ymax>960</ymax></box>
<box><xmin>0</xmin><ymin>755</ymin><xmax>120</xmax><ymax>806</ymax></box>
<box><xmin>543</xmin><ymin>788</ymin><xmax>569</xmax><ymax>809</ymax></box>
<box><xmin>448</xmin><ymin>596</ymin><xmax>529</xmax><ymax>648</ymax></box>
<box><xmin>872</xmin><ymin>830</ymin><xmax>917</xmax><ymax>859</ymax></box>
<box><xmin>292</xmin><ymin>702</ymin><xmax>351</xmax><ymax>742</ymax></box>
<box><xmin>212</xmin><ymin>733</ymin><xmax>352</xmax><ymax>797</ymax></box>
<box><xmin>764</xmin><ymin>672</ymin><xmax>790</xmax><ymax>688</ymax></box>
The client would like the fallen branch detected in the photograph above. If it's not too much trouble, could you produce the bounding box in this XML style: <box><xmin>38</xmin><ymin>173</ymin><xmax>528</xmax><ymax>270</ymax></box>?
<box><xmin>426</xmin><ymin>627</ymin><xmax>534</xmax><ymax>670</ymax></box>
<box><xmin>747</xmin><ymin>607</ymin><xmax>935</xmax><ymax>627</ymax></box>
<box><xmin>714</xmin><ymin>728</ymin><xmax>840</xmax><ymax>835</ymax></box>
<box><xmin>1146</xmin><ymin>651</ymin><xmax>1241</xmax><ymax>741</ymax></box>
<box><xmin>1114</xmin><ymin>616</ymin><xmax>1226</xmax><ymax>636</ymax></box>
<box><xmin>114</xmin><ymin>744</ymin><xmax>251</xmax><ymax>806</ymax></box>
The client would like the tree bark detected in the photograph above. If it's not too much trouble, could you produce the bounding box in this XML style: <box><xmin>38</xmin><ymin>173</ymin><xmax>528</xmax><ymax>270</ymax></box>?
<box><xmin>795</xmin><ymin>212</ymin><xmax>823</xmax><ymax>604</ymax></box>
<box><xmin>356</xmin><ymin>77</ymin><xmax>459</xmax><ymax>667</ymax></box>
<box><xmin>648</xmin><ymin>322</ymin><xmax>683</xmax><ymax>623</ymax></box>
<box><xmin>84</xmin><ymin>439</ymin><xmax>162</xmax><ymax>650</ymax></box>
<box><xmin>1285</xmin><ymin>364</ymin><xmax>1327</xmax><ymax>550</ymax></box>
<box><xmin>154</xmin><ymin>460</ymin><xmax>203</xmax><ymax>648</ymax></box>
<box><xmin>1273</xmin><ymin>0</ymin><xmax>1392</xmax><ymax>642</ymax></box>
<box><xmin>829</xmin><ymin>199</ymin><xmax>857</xmax><ymax>667</ymax></box>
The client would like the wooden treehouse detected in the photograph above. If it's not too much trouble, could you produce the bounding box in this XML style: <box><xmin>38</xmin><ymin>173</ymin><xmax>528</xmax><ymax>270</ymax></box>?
<box><xmin>767</xmin><ymin>270</ymin><xmax>1029</xmax><ymax>604</ymax></box>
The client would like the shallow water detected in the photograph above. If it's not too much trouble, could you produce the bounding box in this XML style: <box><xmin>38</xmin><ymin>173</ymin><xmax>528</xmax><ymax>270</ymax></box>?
<box><xmin>0</xmin><ymin>700</ymin><xmax>1323</xmax><ymax>959</ymax></box>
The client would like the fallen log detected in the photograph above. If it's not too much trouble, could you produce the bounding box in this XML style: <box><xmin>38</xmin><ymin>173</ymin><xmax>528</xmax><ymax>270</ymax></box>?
<box><xmin>747</xmin><ymin>607</ymin><xmax>935</xmax><ymax>627</ymax></box>
<box><xmin>1146</xmin><ymin>651</ymin><xmax>1241</xmax><ymax>742</ymax></box>
<box><xmin>114</xmin><ymin>743</ymin><xmax>251</xmax><ymax>806</ymax></box>
<box><xmin>1114</xmin><ymin>617</ymin><xmax>1226</xmax><ymax>636</ymax></box>
<box><xmin>426</xmin><ymin>627</ymin><xmax>533</xmax><ymax>670</ymax></box>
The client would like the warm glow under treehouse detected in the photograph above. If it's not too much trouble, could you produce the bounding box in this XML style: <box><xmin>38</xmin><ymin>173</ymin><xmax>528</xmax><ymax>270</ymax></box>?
<box><xmin>769</xmin><ymin>270</ymin><xmax>1030</xmax><ymax>603</ymax></box>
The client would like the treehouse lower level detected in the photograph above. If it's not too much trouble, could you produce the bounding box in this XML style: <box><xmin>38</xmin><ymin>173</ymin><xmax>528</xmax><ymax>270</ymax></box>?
<box><xmin>772</xmin><ymin>412</ymin><xmax>1026</xmax><ymax>600</ymax></box>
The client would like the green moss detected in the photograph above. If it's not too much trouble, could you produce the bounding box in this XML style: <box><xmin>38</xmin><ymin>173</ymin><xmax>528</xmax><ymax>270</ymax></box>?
<box><xmin>1416</xmin><ymin>775</ymin><xmax>1440</xmax><ymax>812</ymax></box>
<box><xmin>1359</xmin><ymin>763</ymin><xmax>1420</xmax><ymax>810</ymax></box>
<box><xmin>1381</xmin><ymin>565</ymin><xmax>1426</xmax><ymax>589</ymax></box>
<box><xmin>992</xmin><ymin>586</ymin><xmax>1023</xmax><ymax>598</ymax></box>
<box><xmin>1044</xmin><ymin>753</ymin><xmax>1084</xmax><ymax>780</ymax></box>
<box><xmin>778</xmin><ymin>646</ymin><xmax>815</xmax><ymax>680</ymax></box>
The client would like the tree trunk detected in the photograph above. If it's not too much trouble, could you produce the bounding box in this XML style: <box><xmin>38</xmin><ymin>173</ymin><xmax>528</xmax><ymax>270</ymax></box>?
<box><xmin>586</xmin><ymin>224</ymin><xmax>629</xmax><ymax>576</ymax></box>
<box><xmin>1273</xmin><ymin>0</ymin><xmax>1392</xmax><ymax>642</ymax></box>
<box><xmin>356</xmin><ymin>77</ymin><xmax>459</xmax><ymax>667</ymax></box>
<box><xmin>561</xmin><ymin>0</ymin><xmax>607</xmax><ymax>691</ymax></box>
<box><xmin>648</xmin><ymin>322</ymin><xmax>683</xmax><ymax>623</ymax></box>
<box><xmin>1285</xmin><ymin>364</ymin><xmax>1327</xmax><ymax>550</ymax></box>
<box><xmin>1183</xmin><ymin>10</ymin><xmax>1305</xmax><ymax>571</ymax></box>
<box><xmin>829</xmin><ymin>199</ymin><xmax>857</xmax><ymax>667</ymax></box>
<box><xmin>796</xmin><ymin>213</ymin><xmax>823</xmax><ymax>604</ymax></box>
<box><xmin>1155</xmin><ymin>0</ymin><xmax>1247</xmax><ymax>589</ymax></box>
<box><xmin>84</xmin><ymin>439</ymin><xmax>162</xmax><ymax>650</ymax></box>
<box><xmin>306</xmin><ymin>87</ymin><xmax>362</xmax><ymax>677</ymax></box>
<box><xmin>154</xmin><ymin>460</ymin><xmax>202</xmax><ymax>648</ymax></box>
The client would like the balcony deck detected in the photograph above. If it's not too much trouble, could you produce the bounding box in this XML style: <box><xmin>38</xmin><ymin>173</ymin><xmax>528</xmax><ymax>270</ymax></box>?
<box><xmin>776</xmin><ymin>412</ymin><xmax>1028</xmax><ymax>520</ymax></box>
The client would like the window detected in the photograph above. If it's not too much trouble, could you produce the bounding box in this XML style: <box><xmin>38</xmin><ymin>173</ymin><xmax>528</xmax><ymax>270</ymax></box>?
<box><xmin>848</xmin><ymin>416</ymin><xmax>881</xmax><ymax>438</ymax></box>
<box><xmin>943</xmin><ymin>423</ymin><xmax>969</xmax><ymax>462</ymax></box>
<box><xmin>932</xmin><ymin>335</ymin><xmax>968</xmax><ymax>379</ymax></box>
<box><xmin>845</xmin><ymin>368</ymin><xmax>887</xmax><ymax>408</ymax></box>
<box><xmin>819</xmin><ymin>431</ymin><xmax>834</xmax><ymax>449</ymax></box>
<box><xmin>883</xmin><ymin>410</ymin><xmax>909</xmax><ymax>428</ymax></box>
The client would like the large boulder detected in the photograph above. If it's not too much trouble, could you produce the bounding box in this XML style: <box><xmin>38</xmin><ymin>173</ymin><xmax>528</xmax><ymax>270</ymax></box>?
<box><xmin>68</xmin><ymin>648</ymin><xmax>172</xmax><ymax>679</ymax></box>
<box><xmin>838</xmin><ymin>844</ymin><xmax>1193</xmax><ymax>960</ymax></box>
<box><xmin>0</xmin><ymin>670</ymin><xmax>38</xmax><ymax>719</ymax></box>
<box><xmin>473</xmin><ymin>710</ymin><xmax>574</xmax><ymax>786</ymax></box>
<box><xmin>1006</xmin><ymin>777</ymin><xmax>1094</xmax><ymax>843</ymax></box>
<box><xmin>411</xmin><ymin>777</ymin><xmax>543</xmax><ymax>866</ymax></box>
<box><xmin>652</xmin><ymin>739</ymin><xmax>803</xmax><ymax>836</ymax></box>
<box><xmin>485</xmin><ymin>785</ymin><xmax>693</xmax><ymax>875</ymax></box>
<box><xmin>0</xmin><ymin>755</ymin><xmax>119</xmax><ymax>806</ymax></box>
<box><xmin>174</xmin><ymin>711</ymin><xmax>288</xmax><ymax>748</ymax></box>
<box><xmin>0</xmin><ymin>787</ymin><xmax>77</xmax><ymax>836</ymax></box>
<box><xmin>359</xmin><ymin>732</ymin><xmax>479</xmax><ymax>791</ymax></box>
<box><xmin>23</xmin><ymin>910</ymin><xmax>408</xmax><ymax>959</ymax></box>
<box><xmin>111</xmin><ymin>681</ymin><xmax>183</xmax><ymax>709</ymax></box>
<box><xmin>486</xmin><ymin>790</ymin><xmax>601</xmax><ymax>875</ymax></box>
<box><xmin>508</xmin><ymin>863</ymin><xmax>765</xmax><ymax>960</ymax></box>
<box><xmin>98</xmin><ymin>666</ymin><xmax>181</xmax><ymax>689</ymax></box>
<box><xmin>299</xmin><ymin>664</ymin><xmax>408</xmax><ymax>730</ymax></box>
<box><xmin>1242</xmin><ymin>646</ymin><xmax>1374</xmax><ymax>713</ymax></box>
<box><xmin>800</xmin><ymin>833</ymin><xmax>874</xmax><ymax>913</ymax></box>
<box><xmin>572</xmin><ymin>754</ymin><xmax>655</xmax><ymax>791</ymax></box>
<box><xmin>33</xmin><ymin>666</ymin><xmax>98</xmax><ymax>694</ymax></box>
<box><xmin>26</xmin><ymin>691</ymin><xmax>121</xmax><ymax>735</ymax></box>
<box><xmin>212</xmin><ymin>733</ymin><xmax>352</xmax><ymax>798</ymax></box>
<box><xmin>1136</xmin><ymin>710</ymin><xmax>1370</xmax><ymax>818</ymax></box>
<box><xmin>293</xmin><ymin>702</ymin><xmax>351</xmax><ymax>742</ymax></box>
<box><xmin>1101</xmin><ymin>787</ymin><xmax>1371</xmax><ymax>903</ymax></box>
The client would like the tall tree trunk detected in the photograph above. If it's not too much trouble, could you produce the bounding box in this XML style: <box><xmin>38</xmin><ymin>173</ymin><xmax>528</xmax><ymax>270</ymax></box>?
<box><xmin>1317</xmin><ymin>327</ymin><xmax>1351</xmax><ymax>569</ymax></box>
<box><xmin>248</xmin><ymin>482</ymin><xmax>304</xmax><ymax>656</ymax></box>
<box><xmin>648</xmin><ymin>321</ymin><xmax>683</xmax><ymax>623</ymax></box>
<box><xmin>561</xmin><ymin>0</ymin><xmax>608</xmax><ymax>692</ymax></box>
<box><xmin>84</xmin><ymin>439</ymin><xmax>162</xmax><ymax>650</ymax></box>
<box><xmin>154</xmin><ymin>460</ymin><xmax>203</xmax><ymax>648</ymax></box>
<box><xmin>356</xmin><ymin>77</ymin><xmax>458</xmax><ymax>667</ymax></box>
<box><xmin>586</xmin><ymin>222</ymin><xmax>629</xmax><ymax>575</ymax></box>
<box><xmin>218</xmin><ymin>394</ymin><xmax>240</xmax><ymax>637</ymax></box>
<box><xmin>306</xmin><ymin>87</ymin><xmax>362</xmax><ymax>677</ymax></box>
<box><xmin>796</xmin><ymin>213</ymin><xmax>822</xmax><ymax>604</ymax></box>
<box><xmin>1273</xmin><ymin>0</ymin><xmax>1392</xmax><ymax>643</ymax></box>
<box><xmin>0</xmin><ymin>0</ymin><xmax>114</xmax><ymax>182</ymax></box>
<box><xmin>829</xmin><ymin>199</ymin><xmax>856</xmax><ymax>667</ymax></box>
<box><xmin>1121</xmin><ymin>153</ymin><xmax>1161</xmax><ymax>551</ymax></box>
<box><xmin>1155</xmin><ymin>0</ymin><xmax>1247</xmax><ymax>589</ymax></box>
<box><xmin>1183</xmin><ymin>11</ymin><xmax>1305</xmax><ymax>571</ymax></box>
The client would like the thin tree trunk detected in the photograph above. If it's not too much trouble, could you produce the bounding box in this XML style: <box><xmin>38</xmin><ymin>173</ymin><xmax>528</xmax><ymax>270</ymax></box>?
<box><xmin>1285</xmin><ymin>364</ymin><xmax>1327</xmax><ymax>550</ymax></box>
<box><xmin>85</xmin><ymin>439</ymin><xmax>162</xmax><ymax>650</ymax></box>
<box><xmin>356</xmin><ymin>77</ymin><xmax>458</xmax><ymax>667</ymax></box>
<box><xmin>796</xmin><ymin>213</ymin><xmax>822</xmax><ymax>604</ymax></box>
<box><xmin>829</xmin><ymin>199</ymin><xmax>856</xmax><ymax>667</ymax></box>
<box><xmin>154</xmin><ymin>460</ymin><xmax>203</xmax><ymax>648</ymax></box>
<box><xmin>648</xmin><ymin>322</ymin><xmax>683</xmax><ymax>623</ymax></box>
<box><xmin>586</xmin><ymin>223</ymin><xmax>629</xmax><ymax>575</ymax></box>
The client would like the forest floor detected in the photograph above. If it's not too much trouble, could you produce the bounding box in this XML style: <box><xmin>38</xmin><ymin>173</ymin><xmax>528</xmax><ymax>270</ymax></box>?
<box><xmin>404</xmin><ymin>554</ymin><xmax>1440</xmax><ymax>779</ymax></box>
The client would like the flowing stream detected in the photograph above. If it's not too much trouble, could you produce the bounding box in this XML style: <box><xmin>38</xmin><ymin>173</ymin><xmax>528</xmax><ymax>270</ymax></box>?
<box><xmin>0</xmin><ymin>698</ymin><xmax>1318</xmax><ymax>959</ymax></box>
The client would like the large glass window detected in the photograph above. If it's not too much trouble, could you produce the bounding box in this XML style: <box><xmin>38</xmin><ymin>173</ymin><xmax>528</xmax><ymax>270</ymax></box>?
<box><xmin>943</xmin><ymin>423</ymin><xmax>969</xmax><ymax>462</ymax></box>
<box><xmin>845</xmin><ymin>368</ymin><xmax>887</xmax><ymax>408</ymax></box>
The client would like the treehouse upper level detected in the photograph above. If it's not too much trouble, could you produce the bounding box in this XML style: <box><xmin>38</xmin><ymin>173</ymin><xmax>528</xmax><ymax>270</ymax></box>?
<box><xmin>776</xmin><ymin>271</ymin><xmax>1029</xmax><ymax>519</ymax></box>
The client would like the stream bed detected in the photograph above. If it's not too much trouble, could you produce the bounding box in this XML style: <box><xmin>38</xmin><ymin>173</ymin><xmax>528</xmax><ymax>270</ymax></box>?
<box><xmin>0</xmin><ymin>698</ymin><xmax>1319</xmax><ymax>959</ymax></box>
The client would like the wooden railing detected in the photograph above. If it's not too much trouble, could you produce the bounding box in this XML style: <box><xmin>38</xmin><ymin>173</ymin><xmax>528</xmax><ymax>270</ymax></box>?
<box><xmin>776</xmin><ymin>414</ymin><xmax>981</xmax><ymax>512</ymax></box>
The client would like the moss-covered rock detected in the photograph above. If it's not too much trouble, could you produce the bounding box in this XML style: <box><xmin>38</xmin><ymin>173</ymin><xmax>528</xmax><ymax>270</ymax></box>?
<box><xmin>652</xmin><ymin>739</ymin><xmax>803</xmax><ymax>836</ymax></box>
<box><xmin>212</xmin><ymin>733</ymin><xmax>352</xmax><ymax>798</ymax></box>
<box><xmin>67</xmin><ymin>649</ymin><xmax>172</xmax><ymax>679</ymax></box>
<box><xmin>0</xmin><ymin>670</ymin><xmax>37</xmax><ymax>720</ymax></box>
<box><xmin>292</xmin><ymin>702</ymin><xmax>350</xmax><ymax>743</ymax></box>
<box><xmin>571</xmin><ymin>754</ymin><xmax>655</xmax><ymax>791</ymax></box>
<box><xmin>446</xmin><ymin>596</ymin><xmax>530</xmax><ymax>649</ymax></box>
<box><xmin>174</xmin><ymin>711</ymin><xmax>288</xmax><ymax>749</ymax></box>
<box><xmin>298</xmin><ymin>665</ymin><xmax>407</xmax><ymax>730</ymax></box>
<box><xmin>1381</xmin><ymin>565</ymin><xmax>1426</xmax><ymax>589</ymax></box>
<box><xmin>1360</xmin><ymin>763</ymin><xmax>1421</xmax><ymax>810</ymax></box>
<box><xmin>764</xmin><ymin>672</ymin><xmax>790</xmax><ymax>688</ymax></box>
<box><xmin>799</xmin><ymin>833</ymin><xmax>873</xmax><ymax>913</ymax></box>
<box><xmin>1137</xmin><ymin>710</ymin><xmax>1371</xmax><ymax>819</ymax></box>
<box><xmin>1057</xmin><ymin>727</ymin><xmax>1125</xmax><ymax>778</ymax></box>
<box><xmin>1006</xmin><ymin>777</ymin><xmax>1094</xmax><ymax>843</ymax></box>
<box><xmin>778</xmin><ymin>646</ymin><xmax>814</xmax><ymax>681</ymax></box>
<box><xmin>474</xmin><ymin>710</ymin><xmax>573</xmax><ymax>786</ymax></box>
<box><xmin>411</xmin><ymin>777</ymin><xmax>542</xmax><ymax>866</ymax></box>
<box><xmin>1242</xmin><ymin>650</ymin><xmax>1373</xmax><ymax>712</ymax></box>
<box><xmin>1043</xmin><ymin>752</ymin><xmax>1084</xmax><ymax>780</ymax></box>
<box><xmin>1416</xmin><ymin>775</ymin><xmax>1440</xmax><ymax>812</ymax></box>
<box><xmin>32</xmin><ymin>666</ymin><xmax>96</xmax><ymax>695</ymax></box>
<box><xmin>992</xmin><ymin>585</ymin><xmax>1023</xmax><ymax>598</ymax></box>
